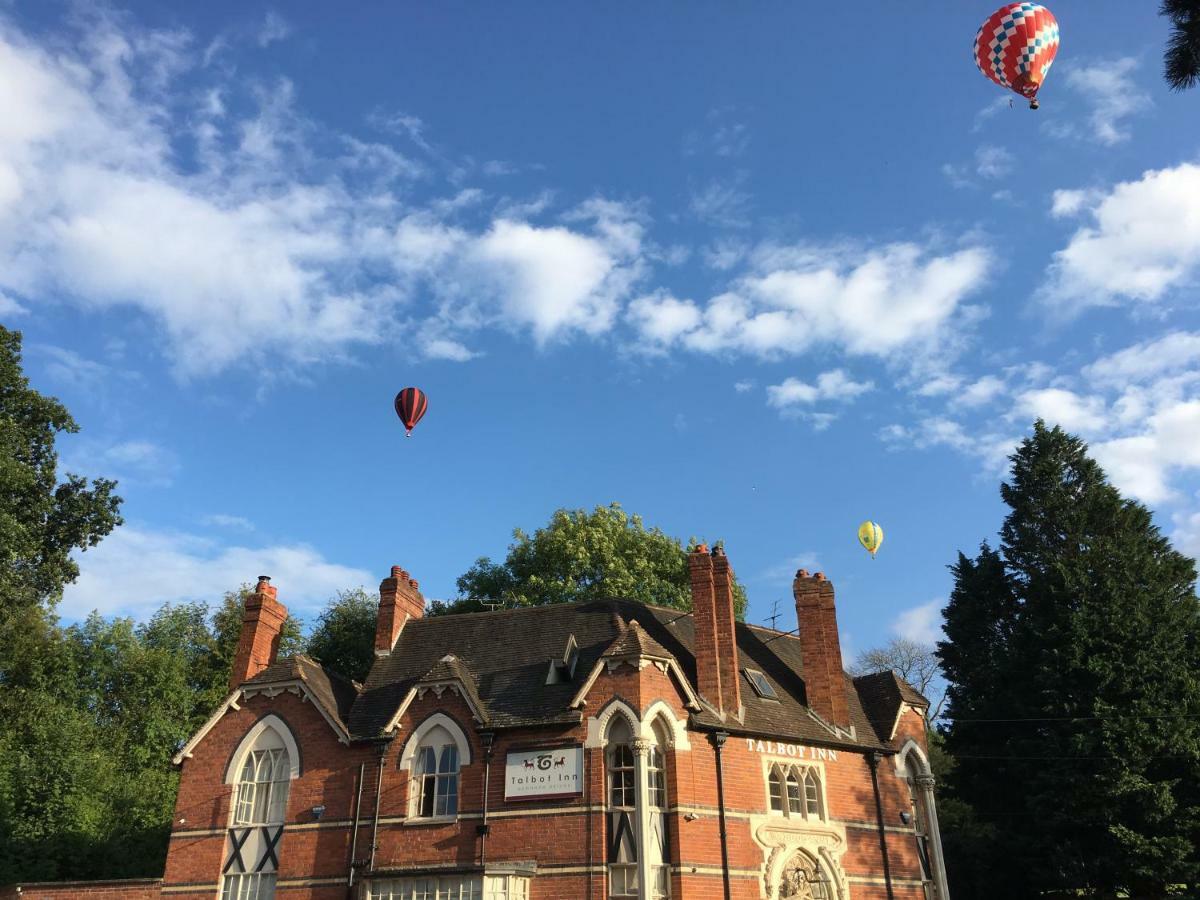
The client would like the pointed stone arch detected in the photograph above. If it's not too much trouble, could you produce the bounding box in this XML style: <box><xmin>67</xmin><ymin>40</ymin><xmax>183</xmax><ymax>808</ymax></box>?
<box><xmin>223</xmin><ymin>714</ymin><xmax>301</xmax><ymax>784</ymax></box>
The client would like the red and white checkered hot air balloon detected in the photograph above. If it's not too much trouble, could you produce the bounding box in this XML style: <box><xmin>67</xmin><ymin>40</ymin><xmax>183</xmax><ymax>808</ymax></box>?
<box><xmin>974</xmin><ymin>3</ymin><xmax>1060</xmax><ymax>109</ymax></box>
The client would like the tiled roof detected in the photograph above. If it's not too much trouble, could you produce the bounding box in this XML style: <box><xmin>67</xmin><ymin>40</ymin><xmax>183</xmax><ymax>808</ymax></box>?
<box><xmin>603</xmin><ymin>619</ymin><xmax>675</xmax><ymax>660</ymax></box>
<box><xmin>244</xmin><ymin>654</ymin><xmax>359</xmax><ymax>733</ymax></box>
<box><xmin>418</xmin><ymin>654</ymin><xmax>490</xmax><ymax>724</ymax></box>
<box><xmin>346</xmin><ymin>599</ymin><xmax>893</xmax><ymax>750</ymax></box>
<box><xmin>852</xmin><ymin>670</ymin><xmax>929</xmax><ymax>743</ymax></box>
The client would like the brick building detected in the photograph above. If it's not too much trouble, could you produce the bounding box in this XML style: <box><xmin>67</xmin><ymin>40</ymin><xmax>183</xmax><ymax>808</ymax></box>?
<box><xmin>3</xmin><ymin>545</ymin><xmax>949</xmax><ymax>900</ymax></box>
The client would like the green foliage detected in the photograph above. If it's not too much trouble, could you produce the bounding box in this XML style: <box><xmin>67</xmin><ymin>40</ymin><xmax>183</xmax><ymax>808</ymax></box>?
<box><xmin>937</xmin><ymin>421</ymin><xmax>1200</xmax><ymax>897</ymax></box>
<box><xmin>0</xmin><ymin>587</ymin><xmax>305</xmax><ymax>884</ymax></box>
<box><xmin>305</xmin><ymin>587</ymin><xmax>377</xmax><ymax>683</ymax></box>
<box><xmin>1161</xmin><ymin>0</ymin><xmax>1200</xmax><ymax>91</ymax></box>
<box><xmin>438</xmin><ymin>503</ymin><xmax>748</xmax><ymax>618</ymax></box>
<box><xmin>0</xmin><ymin>325</ymin><xmax>123</xmax><ymax>612</ymax></box>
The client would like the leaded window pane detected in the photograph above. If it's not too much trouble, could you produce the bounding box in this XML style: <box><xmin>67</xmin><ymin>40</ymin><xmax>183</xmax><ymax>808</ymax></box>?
<box><xmin>608</xmin><ymin>744</ymin><xmax>636</xmax><ymax>809</ymax></box>
<box><xmin>234</xmin><ymin>748</ymin><xmax>289</xmax><ymax>826</ymax></box>
<box><xmin>768</xmin><ymin>768</ymin><xmax>783</xmax><ymax>812</ymax></box>
<box><xmin>785</xmin><ymin>769</ymin><xmax>802</xmax><ymax>815</ymax></box>
<box><xmin>648</xmin><ymin>747</ymin><xmax>667</xmax><ymax>809</ymax></box>
<box><xmin>609</xmin><ymin>864</ymin><xmax>638</xmax><ymax>897</ymax></box>
<box><xmin>222</xmin><ymin>873</ymin><xmax>276</xmax><ymax>900</ymax></box>
<box><xmin>803</xmin><ymin>770</ymin><xmax>821</xmax><ymax>819</ymax></box>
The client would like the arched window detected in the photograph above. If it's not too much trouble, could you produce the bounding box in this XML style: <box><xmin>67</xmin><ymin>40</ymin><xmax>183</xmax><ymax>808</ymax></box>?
<box><xmin>233</xmin><ymin>731</ymin><xmax>290</xmax><ymax>826</ymax></box>
<box><xmin>905</xmin><ymin>754</ymin><xmax>934</xmax><ymax>884</ymax></box>
<box><xmin>413</xmin><ymin>724</ymin><xmax>460</xmax><ymax>818</ymax></box>
<box><xmin>778</xmin><ymin>851</ymin><xmax>832</xmax><ymax>900</ymax></box>
<box><xmin>766</xmin><ymin>764</ymin><xmax>825</xmax><ymax>823</ymax></box>
<box><xmin>768</xmin><ymin>766</ymin><xmax>784</xmax><ymax>812</ymax></box>
<box><xmin>605</xmin><ymin>716</ymin><xmax>637</xmax><ymax>898</ymax></box>
<box><xmin>646</xmin><ymin>718</ymin><xmax>671</xmax><ymax>900</ymax></box>
<box><xmin>223</xmin><ymin>720</ymin><xmax>295</xmax><ymax>900</ymax></box>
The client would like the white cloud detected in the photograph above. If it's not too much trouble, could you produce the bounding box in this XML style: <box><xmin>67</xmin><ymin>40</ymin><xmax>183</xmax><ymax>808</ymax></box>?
<box><xmin>63</xmin><ymin>525</ymin><xmax>373</xmax><ymax>621</ymax></box>
<box><xmin>954</xmin><ymin>375</ymin><xmax>1006</xmax><ymax>409</ymax></box>
<box><xmin>256</xmin><ymin>11</ymin><xmax>292</xmax><ymax>47</ymax></box>
<box><xmin>201</xmin><ymin>514</ymin><xmax>255</xmax><ymax>531</ymax></box>
<box><xmin>422</xmin><ymin>336</ymin><xmax>478</xmax><ymax>362</ymax></box>
<box><xmin>1063</xmin><ymin>58</ymin><xmax>1147</xmax><ymax>146</ymax></box>
<box><xmin>679</xmin><ymin>242</ymin><xmax>989</xmax><ymax>361</ymax></box>
<box><xmin>0</xmin><ymin>290</ymin><xmax>24</xmax><ymax>316</ymax></box>
<box><xmin>1083</xmin><ymin>331</ymin><xmax>1200</xmax><ymax>386</ymax></box>
<box><xmin>766</xmin><ymin>370</ymin><xmax>874</xmax><ymax>408</ymax></box>
<box><xmin>733</xmin><ymin>380</ymin><xmax>754</xmax><ymax>393</ymax></box>
<box><xmin>1014</xmin><ymin>388</ymin><xmax>1108</xmax><ymax>434</ymax></box>
<box><xmin>975</xmin><ymin>145</ymin><xmax>1013</xmax><ymax>180</ymax></box>
<box><xmin>628</xmin><ymin>291</ymin><xmax>702</xmax><ymax>348</ymax></box>
<box><xmin>62</xmin><ymin>438</ymin><xmax>179</xmax><ymax>487</ymax></box>
<box><xmin>1050</xmin><ymin>188</ymin><xmax>1102</xmax><ymax>219</ymax></box>
<box><xmin>892</xmin><ymin>600</ymin><xmax>943</xmax><ymax>645</ymax></box>
<box><xmin>1041</xmin><ymin>163</ymin><xmax>1200</xmax><ymax>314</ymax></box>
<box><xmin>689</xmin><ymin>175</ymin><xmax>752</xmax><ymax>228</ymax></box>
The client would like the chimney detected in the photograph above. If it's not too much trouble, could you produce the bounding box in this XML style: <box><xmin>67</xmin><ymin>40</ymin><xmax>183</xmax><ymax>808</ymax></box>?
<box><xmin>375</xmin><ymin>565</ymin><xmax>425</xmax><ymax>656</ymax></box>
<box><xmin>688</xmin><ymin>544</ymin><xmax>742</xmax><ymax>719</ymax></box>
<box><xmin>229</xmin><ymin>576</ymin><xmax>288</xmax><ymax>692</ymax></box>
<box><xmin>793</xmin><ymin>570</ymin><xmax>849</xmax><ymax>727</ymax></box>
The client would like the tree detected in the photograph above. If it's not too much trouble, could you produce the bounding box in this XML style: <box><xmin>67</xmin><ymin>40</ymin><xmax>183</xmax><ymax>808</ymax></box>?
<box><xmin>851</xmin><ymin>637</ymin><xmax>946</xmax><ymax>723</ymax></box>
<box><xmin>306</xmin><ymin>587</ymin><xmax>377</xmax><ymax>683</ymax></box>
<box><xmin>1162</xmin><ymin>1</ymin><xmax>1200</xmax><ymax>91</ymax></box>
<box><xmin>936</xmin><ymin>422</ymin><xmax>1200</xmax><ymax>898</ymax></box>
<box><xmin>438</xmin><ymin>503</ymin><xmax>748</xmax><ymax>617</ymax></box>
<box><xmin>0</xmin><ymin>326</ymin><xmax>123</xmax><ymax>612</ymax></box>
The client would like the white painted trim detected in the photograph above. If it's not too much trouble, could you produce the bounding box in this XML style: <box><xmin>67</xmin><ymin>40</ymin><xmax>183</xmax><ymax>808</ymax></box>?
<box><xmin>223</xmin><ymin>714</ymin><xmax>302</xmax><ymax>784</ymax></box>
<box><xmin>893</xmin><ymin>737</ymin><xmax>930</xmax><ymax>778</ymax></box>
<box><xmin>887</xmin><ymin>701</ymin><xmax>926</xmax><ymax>742</ymax></box>
<box><xmin>640</xmin><ymin>700</ymin><xmax>691</xmax><ymax>751</ymax></box>
<box><xmin>399</xmin><ymin>712</ymin><xmax>474</xmax><ymax>770</ymax></box>
<box><xmin>382</xmin><ymin>687</ymin><xmax>420</xmax><ymax>735</ymax></box>
<box><xmin>241</xmin><ymin>679</ymin><xmax>351</xmax><ymax>745</ymax></box>
<box><xmin>569</xmin><ymin>657</ymin><xmax>702</xmax><ymax>712</ymax></box>
<box><xmin>172</xmin><ymin>689</ymin><xmax>242</xmax><ymax>765</ymax></box>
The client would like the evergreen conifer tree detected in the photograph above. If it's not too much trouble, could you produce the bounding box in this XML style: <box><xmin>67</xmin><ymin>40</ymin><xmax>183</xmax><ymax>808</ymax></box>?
<box><xmin>938</xmin><ymin>422</ymin><xmax>1200</xmax><ymax>898</ymax></box>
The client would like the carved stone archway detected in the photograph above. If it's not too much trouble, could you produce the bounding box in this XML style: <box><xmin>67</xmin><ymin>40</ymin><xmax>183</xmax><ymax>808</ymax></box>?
<box><xmin>779</xmin><ymin>851</ymin><xmax>832</xmax><ymax>900</ymax></box>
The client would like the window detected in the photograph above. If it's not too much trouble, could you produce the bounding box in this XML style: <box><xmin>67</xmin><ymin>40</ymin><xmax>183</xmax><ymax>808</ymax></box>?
<box><xmin>233</xmin><ymin>747</ymin><xmax>289</xmax><ymax>825</ymax></box>
<box><xmin>647</xmin><ymin>745</ymin><xmax>667</xmax><ymax>809</ymax></box>
<box><xmin>607</xmin><ymin>718</ymin><xmax>636</xmax><ymax>810</ymax></box>
<box><xmin>369</xmin><ymin>876</ymin><xmax>528</xmax><ymax>900</ymax></box>
<box><xmin>743</xmin><ymin>667</ymin><xmax>778</xmax><ymax>700</ymax></box>
<box><xmin>609</xmin><ymin>864</ymin><xmax>638</xmax><ymax>898</ymax></box>
<box><xmin>906</xmin><ymin>755</ymin><xmax>934</xmax><ymax>883</ymax></box>
<box><xmin>768</xmin><ymin>768</ymin><xmax>783</xmax><ymax>812</ymax></box>
<box><xmin>767</xmin><ymin>764</ymin><xmax>824</xmax><ymax>821</ymax></box>
<box><xmin>222</xmin><ymin>873</ymin><xmax>275</xmax><ymax>900</ymax></box>
<box><xmin>412</xmin><ymin>724</ymin><xmax>461</xmax><ymax>818</ymax></box>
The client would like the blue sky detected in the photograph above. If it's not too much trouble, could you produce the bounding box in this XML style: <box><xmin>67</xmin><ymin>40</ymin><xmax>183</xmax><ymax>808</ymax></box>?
<box><xmin>8</xmin><ymin>2</ymin><xmax>1200</xmax><ymax>663</ymax></box>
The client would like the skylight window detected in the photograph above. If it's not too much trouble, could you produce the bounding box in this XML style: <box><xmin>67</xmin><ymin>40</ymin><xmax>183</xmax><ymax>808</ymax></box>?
<box><xmin>744</xmin><ymin>667</ymin><xmax>778</xmax><ymax>700</ymax></box>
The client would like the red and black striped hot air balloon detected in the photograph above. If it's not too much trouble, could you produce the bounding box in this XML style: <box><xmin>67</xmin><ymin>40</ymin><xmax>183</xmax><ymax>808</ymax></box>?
<box><xmin>394</xmin><ymin>387</ymin><xmax>428</xmax><ymax>437</ymax></box>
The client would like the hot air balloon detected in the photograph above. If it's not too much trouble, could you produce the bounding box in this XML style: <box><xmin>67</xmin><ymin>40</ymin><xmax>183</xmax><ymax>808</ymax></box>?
<box><xmin>394</xmin><ymin>387</ymin><xmax>428</xmax><ymax>436</ymax></box>
<box><xmin>974</xmin><ymin>3</ymin><xmax>1060</xmax><ymax>109</ymax></box>
<box><xmin>858</xmin><ymin>521</ymin><xmax>884</xmax><ymax>559</ymax></box>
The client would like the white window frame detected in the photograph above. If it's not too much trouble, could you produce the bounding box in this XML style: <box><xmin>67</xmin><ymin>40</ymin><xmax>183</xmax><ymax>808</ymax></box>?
<box><xmin>221</xmin><ymin>872</ymin><xmax>276</xmax><ymax>900</ymax></box>
<box><xmin>764</xmin><ymin>762</ymin><xmax>826</xmax><ymax>822</ymax></box>
<box><xmin>399</xmin><ymin>714</ymin><xmax>472</xmax><ymax>821</ymax></box>
<box><xmin>367</xmin><ymin>875</ymin><xmax>529</xmax><ymax>900</ymax></box>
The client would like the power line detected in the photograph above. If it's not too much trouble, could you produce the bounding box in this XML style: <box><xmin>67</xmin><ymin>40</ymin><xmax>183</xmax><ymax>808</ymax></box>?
<box><xmin>944</xmin><ymin>712</ymin><xmax>1200</xmax><ymax>723</ymax></box>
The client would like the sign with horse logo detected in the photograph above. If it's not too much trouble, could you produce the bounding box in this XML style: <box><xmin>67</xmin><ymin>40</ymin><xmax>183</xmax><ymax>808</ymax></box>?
<box><xmin>504</xmin><ymin>747</ymin><xmax>583</xmax><ymax>800</ymax></box>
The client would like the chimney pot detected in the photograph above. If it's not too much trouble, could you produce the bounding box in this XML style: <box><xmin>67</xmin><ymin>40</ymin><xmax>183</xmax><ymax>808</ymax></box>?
<box><xmin>229</xmin><ymin>577</ymin><xmax>288</xmax><ymax>691</ymax></box>
<box><xmin>376</xmin><ymin>563</ymin><xmax>426</xmax><ymax>656</ymax></box>
<box><xmin>694</xmin><ymin>543</ymin><xmax>709</xmax><ymax>554</ymax></box>
<box><xmin>793</xmin><ymin>568</ymin><xmax>848</xmax><ymax>727</ymax></box>
<box><xmin>796</xmin><ymin>569</ymin><xmax>809</xmax><ymax>579</ymax></box>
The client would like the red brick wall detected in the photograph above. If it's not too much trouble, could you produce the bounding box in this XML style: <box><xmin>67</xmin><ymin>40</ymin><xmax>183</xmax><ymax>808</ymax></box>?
<box><xmin>149</xmin><ymin>645</ymin><xmax>933</xmax><ymax>900</ymax></box>
<box><xmin>0</xmin><ymin>879</ymin><xmax>161</xmax><ymax>899</ymax></box>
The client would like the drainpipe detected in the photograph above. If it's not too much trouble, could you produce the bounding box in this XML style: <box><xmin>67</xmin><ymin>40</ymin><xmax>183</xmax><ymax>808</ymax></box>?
<box><xmin>478</xmin><ymin>732</ymin><xmax>495</xmax><ymax>868</ymax></box>
<box><xmin>867</xmin><ymin>751</ymin><xmax>896</xmax><ymax>900</ymax></box>
<box><xmin>348</xmin><ymin>761</ymin><xmax>366</xmax><ymax>891</ymax></box>
<box><xmin>369</xmin><ymin>741</ymin><xmax>388</xmax><ymax>874</ymax></box>
<box><xmin>710</xmin><ymin>731</ymin><xmax>732</xmax><ymax>900</ymax></box>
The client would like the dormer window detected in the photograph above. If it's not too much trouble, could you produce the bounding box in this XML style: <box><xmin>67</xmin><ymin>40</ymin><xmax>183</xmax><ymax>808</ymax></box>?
<box><xmin>545</xmin><ymin>634</ymin><xmax>581</xmax><ymax>684</ymax></box>
<box><xmin>744</xmin><ymin>667</ymin><xmax>778</xmax><ymax>700</ymax></box>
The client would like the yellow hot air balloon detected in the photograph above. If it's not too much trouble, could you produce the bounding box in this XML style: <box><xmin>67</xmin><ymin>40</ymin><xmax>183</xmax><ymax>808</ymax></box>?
<box><xmin>857</xmin><ymin>521</ymin><xmax>884</xmax><ymax>558</ymax></box>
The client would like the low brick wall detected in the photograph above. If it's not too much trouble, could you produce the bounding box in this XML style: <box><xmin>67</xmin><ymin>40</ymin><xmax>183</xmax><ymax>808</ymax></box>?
<box><xmin>0</xmin><ymin>878</ymin><xmax>162</xmax><ymax>899</ymax></box>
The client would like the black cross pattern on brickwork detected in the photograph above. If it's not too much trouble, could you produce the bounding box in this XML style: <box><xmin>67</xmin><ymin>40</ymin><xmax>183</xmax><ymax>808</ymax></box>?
<box><xmin>606</xmin><ymin>810</ymin><xmax>637</xmax><ymax>863</ymax></box>
<box><xmin>223</xmin><ymin>828</ymin><xmax>251</xmax><ymax>874</ymax></box>
<box><xmin>257</xmin><ymin>826</ymin><xmax>283</xmax><ymax>872</ymax></box>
